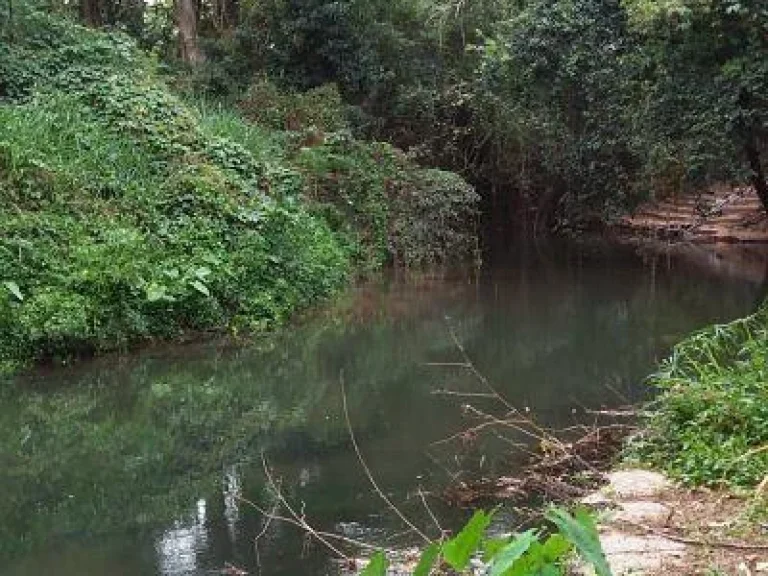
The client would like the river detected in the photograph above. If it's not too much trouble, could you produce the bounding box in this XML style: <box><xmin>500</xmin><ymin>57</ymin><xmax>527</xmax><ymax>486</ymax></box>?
<box><xmin>1</xmin><ymin>239</ymin><xmax>764</xmax><ymax>575</ymax></box>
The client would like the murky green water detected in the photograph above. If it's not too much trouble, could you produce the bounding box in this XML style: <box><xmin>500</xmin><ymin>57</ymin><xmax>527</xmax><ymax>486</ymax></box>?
<box><xmin>1</xmin><ymin>240</ymin><xmax>764</xmax><ymax>576</ymax></box>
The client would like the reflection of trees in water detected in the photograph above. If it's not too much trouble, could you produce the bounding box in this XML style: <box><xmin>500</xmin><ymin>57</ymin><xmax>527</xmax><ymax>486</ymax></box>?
<box><xmin>0</xmin><ymin>303</ymin><xmax>482</xmax><ymax>561</ymax></box>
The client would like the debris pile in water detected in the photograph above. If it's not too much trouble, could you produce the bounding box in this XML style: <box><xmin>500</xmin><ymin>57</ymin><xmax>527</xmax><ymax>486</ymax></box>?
<box><xmin>443</xmin><ymin>421</ymin><xmax>635</xmax><ymax>507</ymax></box>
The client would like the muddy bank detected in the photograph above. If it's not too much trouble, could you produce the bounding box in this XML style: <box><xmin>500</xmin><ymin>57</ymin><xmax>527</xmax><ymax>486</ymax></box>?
<box><xmin>617</xmin><ymin>187</ymin><xmax>768</xmax><ymax>244</ymax></box>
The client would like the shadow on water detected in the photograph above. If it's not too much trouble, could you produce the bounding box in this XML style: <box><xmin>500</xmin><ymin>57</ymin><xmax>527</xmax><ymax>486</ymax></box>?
<box><xmin>1</xmin><ymin>238</ymin><xmax>765</xmax><ymax>575</ymax></box>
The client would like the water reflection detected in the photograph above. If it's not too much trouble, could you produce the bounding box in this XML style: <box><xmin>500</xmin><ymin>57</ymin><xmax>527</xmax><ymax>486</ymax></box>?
<box><xmin>157</xmin><ymin>500</ymin><xmax>208</xmax><ymax>576</ymax></box>
<box><xmin>1</xmin><ymin>240</ymin><xmax>766</xmax><ymax>576</ymax></box>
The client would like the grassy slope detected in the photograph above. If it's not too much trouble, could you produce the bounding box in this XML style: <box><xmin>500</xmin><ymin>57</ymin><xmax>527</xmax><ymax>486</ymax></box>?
<box><xmin>0</xmin><ymin>9</ymin><xmax>477</xmax><ymax>373</ymax></box>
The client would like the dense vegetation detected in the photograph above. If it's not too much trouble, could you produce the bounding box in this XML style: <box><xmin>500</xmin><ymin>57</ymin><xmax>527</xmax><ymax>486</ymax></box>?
<box><xmin>1</xmin><ymin>0</ymin><xmax>766</xmax><ymax>369</ymax></box>
<box><xmin>28</xmin><ymin>0</ymin><xmax>765</xmax><ymax>230</ymax></box>
<box><xmin>0</xmin><ymin>5</ymin><xmax>478</xmax><ymax>371</ymax></box>
<box><xmin>631</xmin><ymin>305</ymin><xmax>768</xmax><ymax>488</ymax></box>
<box><xmin>2</xmin><ymin>0</ymin><xmax>768</xmax><ymax>573</ymax></box>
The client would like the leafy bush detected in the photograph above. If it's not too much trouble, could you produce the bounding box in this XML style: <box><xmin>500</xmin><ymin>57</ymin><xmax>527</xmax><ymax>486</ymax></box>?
<box><xmin>239</xmin><ymin>78</ymin><xmax>348</xmax><ymax>133</ymax></box>
<box><xmin>0</xmin><ymin>11</ymin><xmax>349</xmax><ymax>370</ymax></box>
<box><xmin>296</xmin><ymin>132</ymin><xmax>479</xmax><ymax>268</ymax></box>
<box><xmin>630</xmin><ymin>306</ymin><xmax>768</xmax><ymax>487</ymax></box>
<box><xmin>0</xmin><ymin>7</ymin><xmax>478</xmax><ymax>371</ymax></box>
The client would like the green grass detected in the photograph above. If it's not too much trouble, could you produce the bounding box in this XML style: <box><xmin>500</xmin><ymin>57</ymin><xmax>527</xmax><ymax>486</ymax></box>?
<box><xmin>196</xmin><ymin>100</ymin><xmax>287</xmax><ymax>164</ymax></box>
<box><xmin>629</xmin><ymin>306</ymin><xmax>768</xmax><ymax>488</ymax></box>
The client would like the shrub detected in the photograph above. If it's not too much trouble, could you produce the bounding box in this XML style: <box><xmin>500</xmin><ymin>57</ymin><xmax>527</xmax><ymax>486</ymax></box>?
<box><xmin>630</xmin><ymin>306</ymin><xmax>768</xmax><ymax>487</ymax></box>
<box><xmin>0</xmin><ymin>7</ymin><xmax>477</xmax><ymax>371</ymax></box>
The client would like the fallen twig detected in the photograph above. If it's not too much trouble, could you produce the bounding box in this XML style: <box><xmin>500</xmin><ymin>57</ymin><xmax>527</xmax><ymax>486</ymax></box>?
<box><xmin>627</xmin><ymin>520</ymin><xmax>768</xmax><ymax>551</ymax></box>
<box><xmin>341</xmin><ymin>372</ymin><xmax>432</xmax><ymax>543</ymax></box>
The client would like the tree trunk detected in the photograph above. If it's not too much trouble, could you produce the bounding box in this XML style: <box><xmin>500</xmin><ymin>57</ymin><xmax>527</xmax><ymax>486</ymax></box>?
<box><xmin>7</xmin><ymin>0</ymin><xmax>13</xmax><ymax>39</ymax></box>
<box><xmin>176</xmin><ymin>0</ymin><xmax>204</xmax><ymax>64</ymax></box>
<box><xmin>80</xmin><ymin>0</ymin><xmax>103</xmax><ymax>27</ymax></box>
<box><xmin>746</xmin><ymin>140</ymin><xmax>768</xmax><ymax>216</ymax></box>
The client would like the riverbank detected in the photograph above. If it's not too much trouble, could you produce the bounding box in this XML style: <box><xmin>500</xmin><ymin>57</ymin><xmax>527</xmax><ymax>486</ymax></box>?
<box><xmin>0</xmin><ymin>7</ymin><xmax>477</xmax><ymax>375</ymax></box>
<box><xmin>616</xmin><ymin>187</ymin><xmax>768</xmax><ymax>244</ymax></box>
<box><xmin>426</xmin><ymin>284</ymin><xmax>768</xmax><ymax>574</ymax></box>
<box><xmin>580</xmin><ymin>468</ymin><xmax>768</xmax><ymax>575</ymax></box>
<box><xmin>583</xmin><ymin>303</ymin><xmax>768</xmax><ymax>574</ymax></box>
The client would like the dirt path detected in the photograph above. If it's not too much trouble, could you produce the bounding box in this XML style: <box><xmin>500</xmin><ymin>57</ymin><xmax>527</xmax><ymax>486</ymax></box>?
<box><xmin>580</xmin><ymin>469</ymin><xmax>768</xmax><ymax>575</ymax></box>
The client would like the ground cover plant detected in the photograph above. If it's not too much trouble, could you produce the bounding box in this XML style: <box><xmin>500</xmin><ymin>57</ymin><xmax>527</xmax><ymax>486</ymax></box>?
<box><xmin>631</xmin><ymin>305</ymin><xmax>768</xmax><ymax>488</ymax></box>
<box><xmin>0</xmin><ymin>6</ymin><xmax>478</xmax><ymax>372</ymax></box>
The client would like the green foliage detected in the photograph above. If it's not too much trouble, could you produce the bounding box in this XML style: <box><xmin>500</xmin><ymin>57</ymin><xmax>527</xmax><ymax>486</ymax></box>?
<box><xmin>630</xmin><ymin>306</ymin><xmax>768</xmax><ymax>487</ymax></box>
<box><xmin>361</xmin><ymin>551</ymin><xmax>390</xmax><ymax>576</ymax></box>
<box><xmin>184</xmin><ymin>0</ymin><xmax>767</xmax><ymax>228</ymax></box>
<box><xmin>360</xmin><ymin>506</ymin><xmax>610</xmax><ymax>575</ymax></box>
<box><xmin>239</xmin><ymin>78</ymin><xmax>348</xmax><ymax>133</ymax></box>
<box><xmin>443</xmin><ymin>509</ymin><xmax>495</xmax><ymax>570</ymax></box>
<box><xmin>623</xmin><ymin>0</ymin><xmax>768</xmax><ymax>200</ymax></box>
<box><xmin>487</xmin><ymin>529</ymin><xmax>538</xmax><ymax>576</ymax></box>
<box><xmin>296</xmin><ymin>132</ymin><xmax>479</xmax><ymax>268</ymax></box>
<box><xmin>38</xmin><ymin>0</ymin><xmax>768</xmax><ymax>230</ymax></box>
<box><xmin>0</xmin><ymin>6</ymin><xmax>478</xmax><ymax>371</ymax></box>
<box><xmin>0</xmin><ymin>6</ymin><xmax>144</xmax><ymax>101</ymax></box>
<box><xmin>546</xmin><ymin>507</ymin><xmax>611</xmax><ymax>576</ymax></box>
<box><xmin>0</xmin><ymin>10</ymin><xmax>343</xmax><ymax>369</ymax></box>
<box><xmin>413</xmin><ymin>542</ymin><xmax>441</xmax><ymax>576</ymax></box>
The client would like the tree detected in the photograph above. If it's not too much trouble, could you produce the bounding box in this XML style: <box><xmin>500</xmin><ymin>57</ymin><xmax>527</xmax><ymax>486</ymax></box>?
<box><xmin>80</xmin><ymin>0</ymin><xmax>103</xmax><ymax>26</ymax></box>
<box><xmin>175</xmin><ymin>0</ymin><xmax>203</xmax><ymax>63</ymax></box>
<box><xmin>625</xmin><ymin>0</ymin><xmax>768</xmax><ymax>213</ymax></box>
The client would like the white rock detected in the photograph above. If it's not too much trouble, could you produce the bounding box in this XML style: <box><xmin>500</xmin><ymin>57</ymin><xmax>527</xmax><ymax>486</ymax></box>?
<box><xmin>600</xmin><ymin>531</ymin><xmax>687</xmax><ymax>575</ymax></box>
<box><xmin>613</xmin><ymin>501</ymin><xmax>672</xmax><ymax>525</ymax></box>
<box><xmin>582</xmin><ymin>491</ymin><xmax>613</xmax><ymax>506</ymax></box>
<box><xmin>605</xmin><ymin>470</ymin><xmax>671</xmax><ymax>500</ymax></box>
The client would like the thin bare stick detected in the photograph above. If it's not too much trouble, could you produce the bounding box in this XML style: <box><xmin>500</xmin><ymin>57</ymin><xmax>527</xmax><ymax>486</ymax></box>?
<box><xmin>417</xmin><ymin>487</ymin><xmax>445</xmax><ymax>538</ymax></box>
<box><xmin>431</xmin><ymin>389</ymin><xmax>498</xmax><ymax>399</ymax></box>
<box><xmin>259</xmin><ymin>453</ymin><xmax>350</xmax><ymax>559</ymax></box>
<box><xmin>340</xmin><ymin>373</ymin><xmax>432</xmax><ymax>544</ymax></box>
<box><xmin>603</xmin><ymin>380</ymin><xmax>632</xmax><ymax>404</ymax></box>
<box><xmin>585</xmin><ymin>408</ymin><xmax>637</xmax><ymax>418</ymax></box>
<box><xmin>237</xmin><ymin>493</ymin><xmax>386</xmax><ymax>553</ymax></box>
<box><xmin>429</xmin><ymin>420</ymin><xmax>501</xmax><ymax>448</ymax></box>
<box><xmin>628</xmin><ymin>520</ymin><xmax>768</xmax><ymax>551</ymax></box>
<box><xmin>445</xmin><ymin>321</ymin><xmax>516</xmax><ymax>413</ymax></box>
<box><xmin>424</xmin><ymin>449</ymin><xmax>462</xmax><ymax>481</ymax></box>
<box><xmin>733</xmin><ymin>443</ymin><xmax>768</xmax><ymax>463</ymax></box>
<box><xmin>252</xmin><ymin>501</ymin><xmax>278</xmax><ymax>572</ymax></box>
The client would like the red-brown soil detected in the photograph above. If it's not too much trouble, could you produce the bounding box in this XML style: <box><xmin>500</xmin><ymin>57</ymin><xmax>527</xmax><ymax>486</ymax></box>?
<box><xmin>619</xmin><ymin>187</ymin><xmax>768</xmax><ymax>243</ymax></box>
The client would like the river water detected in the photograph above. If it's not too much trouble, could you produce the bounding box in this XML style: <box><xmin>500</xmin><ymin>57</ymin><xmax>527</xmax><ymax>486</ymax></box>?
<box><xmin>1</xmin><ymin>239</ymin><xmax>764</xmax><ymax>576</ymax></box>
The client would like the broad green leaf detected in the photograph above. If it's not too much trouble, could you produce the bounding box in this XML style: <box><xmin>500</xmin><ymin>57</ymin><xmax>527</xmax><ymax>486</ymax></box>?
<box><xmin>413</xmin><ymin>542</ymin><xmax>440</xmax><ymax>576</ymax></box>
<box><xmin>442</xmin><ymin>510</ymin><xmax>493</xmax><ymax>570</ymax></box>
<box><xmin>545</xmin><ymin>508</ymin><xmax>611</xmax><ymax>576</ymax></box>
<box><xmin>3</xmin><ymin>281</ymin><xmax>23</xmax><ymax>301</ymax></box>
<box><xmin>190</xmin><ymin>280</ymin><xmax>210</xmax><ymax>297</ymax></box>
<box><xmin>483</xmin><ymin>537</ymin><xmax>510</xmax><ymax>561</ymax></box>
<box><xmin>489</xmin><ymin>529</ymin><xmax>538</xmax><ymax>576</ymax></box>
<box><xmin>540</xmin><ymin>533</ymin><xmax>572</xmax><ymax>562</ymax></box>
<box><xmin>360</xmin><ymin>551</ymin><xmax>388</xmax><ymax>576</ymax></box>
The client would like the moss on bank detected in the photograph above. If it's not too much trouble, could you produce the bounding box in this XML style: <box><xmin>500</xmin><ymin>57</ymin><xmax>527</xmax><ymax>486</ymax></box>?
<box><xmin>0</xmin><ymin>8</ymin><xmax>478</xmax><ymax>373</ymax></box>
